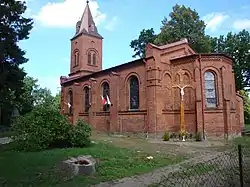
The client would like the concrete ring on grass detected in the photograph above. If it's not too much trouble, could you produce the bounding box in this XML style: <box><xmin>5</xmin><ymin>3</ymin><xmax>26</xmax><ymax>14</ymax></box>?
<box><xmin>62</xmin><ymin>155</ymin><xmax>96</xmax><ymax>176</ymax></box>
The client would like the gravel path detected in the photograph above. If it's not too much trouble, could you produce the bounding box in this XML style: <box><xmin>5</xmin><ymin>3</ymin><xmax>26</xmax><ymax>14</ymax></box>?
<box><xmin>0</xmin><ymin>137</ymin><xmax>12</xmax><ymax>145</ymax></box>
<box><xmin>92</xmin><ymin>151</ymin><xmax>223</xmax><ymax>187</ymax></box>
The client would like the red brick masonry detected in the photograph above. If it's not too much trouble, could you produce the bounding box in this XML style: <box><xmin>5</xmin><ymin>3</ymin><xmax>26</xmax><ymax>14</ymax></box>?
<box><xmin>60</xmin><ymin>3</ymin><xmax>244</xmax><ymax>138</ymax></box>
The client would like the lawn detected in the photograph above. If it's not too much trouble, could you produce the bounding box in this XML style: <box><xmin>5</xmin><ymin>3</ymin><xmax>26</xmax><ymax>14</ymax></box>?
<box><xmin>245</xmin><ymin>124</ymin><xmax>250</xmax><ymax>131</ymax></box>
<box><xmin>0</xmin><ymin>141</ymin><xmax>185</xmax><ymax>187</ymax></box>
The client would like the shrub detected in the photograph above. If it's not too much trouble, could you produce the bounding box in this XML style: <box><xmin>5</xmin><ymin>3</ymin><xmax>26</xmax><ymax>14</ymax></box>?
<box><xmin>12</xmin><ymin>104</ymin><xmax>70</xmax><ymax>151</ymax></box>
<box><xmin>163</xmin><ymin>131</ymin><xmax>170</xmax><ymax>141</ymax></box>
<box><xmin>195</xmin><ymin>132</ymin><xmax>202</xmax><ymax>141</ymax></box>
<box><xmin>170</xmin><ymin>132</ymin><xmax>177</xmax><ymax>139</ymax></box>
<box><xmin>69</xmin><ymin>119</ymin><xmax>91</xmax><ymax>147</ymax></box>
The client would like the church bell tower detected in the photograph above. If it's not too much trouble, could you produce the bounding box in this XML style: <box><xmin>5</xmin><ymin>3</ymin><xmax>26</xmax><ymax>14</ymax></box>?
<box><xmin>69</xmin><ymin>0</ymin><xmax>103</xmax><ymax>77</ymax></box>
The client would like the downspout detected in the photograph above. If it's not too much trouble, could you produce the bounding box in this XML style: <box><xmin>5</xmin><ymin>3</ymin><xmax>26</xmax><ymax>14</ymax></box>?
<box><xmin>143</xmin><ymin>58</ymin><xmax>149</xmax><ymax>139</ymax></box>
<box><xmin>198</xmin><ymin>55</ymin><xmax>206</xmax><ymax>140</ymax></box>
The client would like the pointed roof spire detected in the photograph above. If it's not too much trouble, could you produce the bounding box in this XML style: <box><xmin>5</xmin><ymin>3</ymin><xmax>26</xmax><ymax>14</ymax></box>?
<box><xmin>73</xmin><ymin>0</ymin><xmax>102</xmax><ymax>39</ymax></box>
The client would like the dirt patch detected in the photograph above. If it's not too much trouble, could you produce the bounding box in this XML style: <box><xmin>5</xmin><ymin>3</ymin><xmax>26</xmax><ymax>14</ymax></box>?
<box><xmin>91</xmin><ymin>132</ymin><xmax>227</xmax><ymax>158</ymax></box>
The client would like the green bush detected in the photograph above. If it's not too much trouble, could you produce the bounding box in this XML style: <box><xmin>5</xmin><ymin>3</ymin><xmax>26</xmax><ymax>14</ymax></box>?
<box><xmin>69</xmin><ymin>119</ymin><xmax>92</xmax><ymax>147</ymax></box>
<box><xmin>163</xmin><ymin>131</ymin><xmax>170</xmax><ymax>141</ymax></box>
<box><xmin>195</xmin><ymin>132</ymin><xmax>202</xmax><ymax>141</ymax></box>
<box><xmin>12</xmin><ymin>105</ymin><xmax>71</xmax><ymax>151</ymax></box>
<box><xmin>170</xmin><ymin>132</ymin><xmax>177</xmax><ymax>139</ymax></box>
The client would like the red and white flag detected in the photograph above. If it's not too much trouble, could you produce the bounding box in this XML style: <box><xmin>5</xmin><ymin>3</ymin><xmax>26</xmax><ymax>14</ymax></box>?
<box><xmin>106</xmin><ymin>95</ymin><xmax>111</xmax><ymax>105</ymax></box>
<box><xmin>100</xmin><ymin>95</ymin><xmax>107</xmax><ymax>105</ymax></box>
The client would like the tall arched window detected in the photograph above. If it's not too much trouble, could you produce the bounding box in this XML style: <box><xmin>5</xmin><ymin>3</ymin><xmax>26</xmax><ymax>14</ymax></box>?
<box><xmin>204</xmin><ymin>71</ymin><xmax>217</xmax><ymax>108</ymax></box>
<box><xmin>84</xmin><ymin>86</ymin><xmax>90</xmax><ymax>112</ymax></box>
<box><xmin>68</xmin><ymin>90</ymin><xmax>73</xmax><ymax>114</ymax></box>
<box><xmin>74</xmin><ymin>50</ymin><xmax>79</xmax><ymax>66</ymax></box>
<box><xmin>102</xmin><ymin>82</ymin><xmax>110</xmax><ymax>111</ymax></box>
<box><xmin>129</xmin><ymin>75</ymin><xmax>139</xmax><ymax>110</ymax></box>
<box><xmin>93</xmin><ymin>53</ymin><xmax>96</xmax><ymax>65</ymax></box>
<box><xmin>88</xmin><ymin>52</ymin><xmax>91</xmax><ymax>65</ymax></box>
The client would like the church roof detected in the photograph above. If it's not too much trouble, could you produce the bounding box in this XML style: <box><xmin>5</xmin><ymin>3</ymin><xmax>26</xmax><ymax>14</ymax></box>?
<box><xmin>71</xmin><ymin>0</ymin><xmax>103</xmax><ymax>40</ymax></box>
<box><xmin>170</xmin><ymin>53</ymin><xmax>233</xmax><ymax>61</ymax></box>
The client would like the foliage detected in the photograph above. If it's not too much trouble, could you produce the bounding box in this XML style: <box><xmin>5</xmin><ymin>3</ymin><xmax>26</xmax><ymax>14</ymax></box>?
<box><xmin>130</xmin><ymin>4</ymin><xmax>211</xmax><ymax>58</ymax></box>
<box><xmin>15</xmin><ymin>76</ymin><xmax>60</xmax><ymax>115</ymax></box>
<box><xmin>15</xmin><ymin>76</ymin><xmax>39</xmax><ymax>115</ymax></box>
<box><xmin>69</xmin><ymin>119</ymin><xmax>92</xmax><ymax>147</ymax></box>
<box><xmin>170</xmin><ymin>132</ymin><xmax>177</xmax><ymax>139</ymax></box>
<box><xmin>155</xmin><ymin>4</ymin><xmax>211</xmax><ymax>53</ymax></box>
<box><xmin>0</xmin><ymin>142</ymin><xmax>185</xmax><ymax>187</ymax></box>
<box><xmin>163</xmin><ymin>131</ymin><xmax>170</xmax><ymax>141</ymax></box>
<box><xmin>239</xmin><ymin>90</ymin><xmax>250</xmax><ymax>124</ymax></box>
<box><xmin>179</xmin><ymin>130</ymin><xmax>186</xmax><ymax>138</ymax></box>
<box><xmin>12</xmin><ymin>104</ymin><xmax>70</xmax><ymax>151</ymax></box>
<box><xmin>195</xmin><ymin>132</ymin><xmax>202</xmax><ymax>141</ymax></box>
<box><xmin>130</xmin><ymin>28</ymin><xmax>156</xmax><ymax>58</ymax></box>
<box><xmin>211</xmin><ymin>30</ymin><xmax>250</xmax><ymax>91</ymax></box>
<box><xmin>0</xmin><ymin>0</ymin><xmax>33</xmax><ymax>126</ymax></box>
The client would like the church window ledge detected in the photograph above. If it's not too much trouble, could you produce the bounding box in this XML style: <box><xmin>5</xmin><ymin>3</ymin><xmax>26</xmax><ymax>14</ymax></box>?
<box><xmin>87</xmin><ymin>64</ymin><xmax>98</xmax><ymax>67</ymax></box>
<box><xmin>118</xmin><ymin>110</ymin><xmax>146</xmax><ymax>115</ymax></box>
<box><xmin>96</xmin><ymin>111</ymin><xmax>110</xmax><ymax>116</ymax></box>
<box><xmin>79</xmin><ymin>112</ymin><xmax>89</xmax><ymax>116</ymax></box>
<box><xmin>204</xmin><ymin>108</ymin><xmax>223</xmax><ymax>113</ymax></box>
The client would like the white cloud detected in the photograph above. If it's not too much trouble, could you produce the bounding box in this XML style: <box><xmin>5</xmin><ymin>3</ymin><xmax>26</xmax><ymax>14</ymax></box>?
<box><xmin>233</xmin><ymin>19</ymin><xmax>250</xmax><ymax>30</ymax></box>
<box><xmin>35</xmin><ymin>0</ymin><xmax>106</xmax><ymax>28</ymax></box>
<box><xmin>105</xmin><ymin>16</ymin><xmax>118</xmax><ymax>31</ymax></box>
<box><xmin>202</xmin><ymin>12</ymin><xmax>229</xmax><ymax>32</ymax></box>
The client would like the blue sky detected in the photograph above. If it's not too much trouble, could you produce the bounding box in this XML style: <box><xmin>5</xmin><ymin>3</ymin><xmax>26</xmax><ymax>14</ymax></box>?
<box><xmin>19</xmin><ymin>0</ymin><xmax>250</xmax><ymax>95</ymax></box>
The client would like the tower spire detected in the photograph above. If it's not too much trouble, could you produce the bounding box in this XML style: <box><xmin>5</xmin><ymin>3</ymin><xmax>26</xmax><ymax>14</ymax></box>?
<box><xmin>73</xmin><ymin>0</ymin><xmax>103</xmax><ymax>39</ymax></box>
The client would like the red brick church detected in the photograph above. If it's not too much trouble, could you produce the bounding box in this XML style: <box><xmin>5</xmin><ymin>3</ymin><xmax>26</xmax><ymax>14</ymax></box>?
<box><xmin>60</xmin><ymin>1</ymin><xmax>244</xmax><ymax>138</ymax></box>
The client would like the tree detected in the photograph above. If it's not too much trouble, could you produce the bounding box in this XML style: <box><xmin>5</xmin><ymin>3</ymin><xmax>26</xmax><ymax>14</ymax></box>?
<box><xmin>16</xmin><ymin>76</ymin><xmax>39</xmax><ymax>115</ymax></box>
<box><xmin>155</xmin><ymin>4</ymin><xmax>211</xmax><ymax>53</ymax></box>
<box><xmin>211</xmin><ymin>30</ymin><xmax>250</xmax><ymax>91</ymax></box>
<box><xmin>130</xmin><ymin>4</ymin><xmax>212</xmax><ymax>58</ymax></box>
<box><xmin>0</xmin><ymin>0</ymin><xmax>33</xmax><ymax>126</ymax></box>
<box><xmin>239</xmin><ymin>90</ymin><xmax>250</xmax><ymax>124</ymax></box>
<box><xmin>130</xmin><ymin>28</ymin><xmax>156</xmax><ymax>58</ymax></box>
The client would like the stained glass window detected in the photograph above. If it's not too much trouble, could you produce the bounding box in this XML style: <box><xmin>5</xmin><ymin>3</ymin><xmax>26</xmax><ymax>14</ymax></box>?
<box><xmin>93</xmin><ymin>53</ymin><xmax>96</xmax><ymax>65</ymax></box>
<box><xmin>102</xmin><ymin>82</ymin><xmax>110</xmax><ymax>111</ymax></box>
<box><xmin>68</xmin><ymin>90</ymin><xmax>73</xmax><ymax>114</ymax></box>
<box><xmin>204</xmin><ymin>71</ymin><xmax>217</xmax><ymax>108</ymax></box>
<box><xmin>88</xmin><ymin>52</ymin><xmax>91</xmax><ymax>65</ymax></box>
<box><xmin>84</xmin><ymin>86</ymin><xmax>90</xmax><ymax>112</ymax></box>
<box><xmin>129</xmin><ymin>76</ymin><xmax>139</xmax><ymax>109</ymax></box>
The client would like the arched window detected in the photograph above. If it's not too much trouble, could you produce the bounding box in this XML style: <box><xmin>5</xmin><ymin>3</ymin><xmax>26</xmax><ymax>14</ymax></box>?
<box><xmin>68</xmin><ymin>90</ymin><xmax>73</xmax><ymax>114</ymax></box>
<box><xmin>93</xmin><ymin>53</ymin><xmax>96</xmax><ymax>65</ymax></box>
<box><xmin>84</xmin><ymin>86</ymin><xmax>90</xmax><ymax>112</ymax></box>
<box><xmin>102</xmin><ymin>82</ymin><xmax>110</xmax><ymax>111</ymax></box>
<box><xmin>74</xmin><ymin>50</ymin><xmax>79</xmax><ymax>66</ymax></box>
<box><xmin>204</xmin><ymin>71</ymin><xmax>217</xmax><ymax>108</ymax></box>
<box><xmin>129</xmin><ymin>75</ymin><xmax>139</xmax><ymax>109</ymax></box>
<box><xmin>88</xmin><ymin>52</ymin><xmax>91</xmax><ymax>65</ymax></box>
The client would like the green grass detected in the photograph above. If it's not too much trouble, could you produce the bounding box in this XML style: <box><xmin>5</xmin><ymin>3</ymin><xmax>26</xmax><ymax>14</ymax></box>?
<box><xmin>0</xmin><ymin>141</ymin><xmax>185</xmax><ymax>187</ymax></box>
<box><xmin>245</xmin><ymin>124</ymin><xmax>250</xmax><ymax>131</ymax></box>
